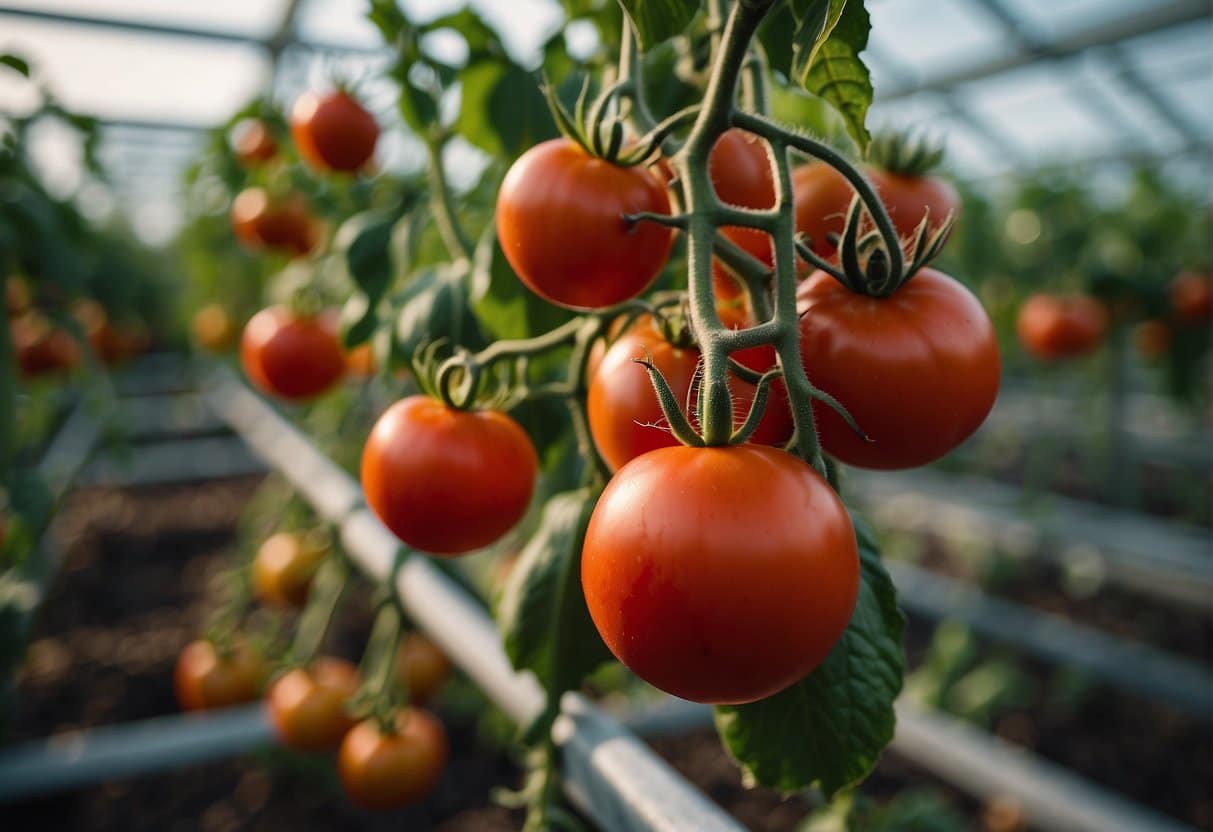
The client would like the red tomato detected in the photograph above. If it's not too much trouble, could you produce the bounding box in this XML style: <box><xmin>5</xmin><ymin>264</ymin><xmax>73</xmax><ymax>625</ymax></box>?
<box><xmin>587</xmin><ymin>315</ymin><xmax>791</xmax><ymax>471</ymax></box>
<box><xmin>174</xmin><ymin>639</ymin><xmax>263</xmax><ymax>712</ymax></box>
<box><xmin>709</xmin><ymin>129</ymin><xmax>776</xmax><ymax>299</ymax></box>
<box><xmin>1134</xmin><ymin>319</ymin><xmax>1171</xmax><ymax>360</ymax></box>
<box><xmin>253</xmin><ymin>531</ymin><xmax>328</xmax><ymax>608</ymax></box>
<box><xmin>798</xmin><ymin>268</ymin><xmax>1000</xmax><ymax>470</ymax></box>
<box><xmin>193</xmin><ymin>304</ymin><xmax>236</xmax><ymax>353</ymax></box>
<box><xmin>291</xmin><ymin>90</ymin><xmax>379</xmax><ymax>173</ymax></box>
<box><xmin>240</xmin><ymin>306</ymin><xmax>346</xmax><ymax>401</ymax></box>
<box><xmin>10</xmin><ymin>312</ymin><xmax>78</xmax><ymax>378</ymax></box>
<box><xmin>338</xmin><ymin>709</ymin><xmax>448</xmax><ymax>811</ymax></box>
<box><xmin>1016</xmin><ymin>293</ymin><xmax>1107</xmax><ymax>361</ymax></box>
<box><xmin>1169</xmin><ymin>271</ymin><xmax>1212</xmax><ymax>326</ymax></box>
<box><xmin>231</xmin><ymin>119</ymin><xmax>277</xmax><ymax>166</ymax></box>
<box><xmin>267</xmin><ymin>657</ymin><xmax>360</xmax><ymax>752</ymax></box>
<box><xmin>230</xmin><ymin>188</ymin><xmax>316</xmax><ymax>256</ymax></box>
<box><xmin>582</xmin><ymin>444</ymin><xmax>858</xmax><ymax>704</ymax></box>
<box><xmin>361</xmin><ymin>396</ymin><xmax>538</xmax><ymax>555</ymax></box>
<box><xmin>497</xmin><ymin>139</ymin><xmax>674</xmax><ymax>310</ymax></box>
<box><xmin>867</xmin><ymin>168</ymin><xmax>960</xmax><ymax>240</ymax></box>
<box><xmin>395</xmin><ymin>633</ymin><xmax>452</xmax><ymax>705</ymax></box>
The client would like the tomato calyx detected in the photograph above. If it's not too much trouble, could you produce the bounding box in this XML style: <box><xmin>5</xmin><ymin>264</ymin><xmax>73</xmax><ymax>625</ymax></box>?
<box><xmin>866</xmin><ymin>129</ymin><xmax>945</xmax><ymax>178</ymax></box>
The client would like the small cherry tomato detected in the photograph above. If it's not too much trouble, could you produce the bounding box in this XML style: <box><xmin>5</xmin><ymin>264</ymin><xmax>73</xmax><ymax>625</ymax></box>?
<box><xmin>1169</xmin><ymin>271</ymin><xmax>1212</xmax><ymax>326</ymax></box>
<box><xmin>1016</xmin><ymin>293</ymin><xmax>1107</xmax><ymax>361</ymax></box>
<box><xmin>174</xmin><ymin>639</ymin><xmax>263</xmax><ymax>712</ymax></box>
<box><xmin>497</xmin><ymin>138</ymin><xmax>674</xmax><ymax>310</ymax></box>
<box><xmin>267</xmin><ymin>657</ymin><xmax>360</xmax><ymax>752</ymax></box>
<box><xmin>395</xmin><ymin>633</ymin><xmax>452</xmax><ymax>704</ymax></box>
<box><xmin>582</xmin><ymin>444</ymin><xmax>859</xmax><ymax>704</ymax></box>
<box><xmin>338</xmin><ymin>708</ymin><xmax>448</xmax><ymax>811</ymax></box>
<box><xmin>361</xmin><ymin>396</ymin><xmax>538</xmax><ymax>555</ymax></box>
<box><xmin>291</xmin><ymin>90</ymin><xmax>379</xmax><ymax>173</ymax></box>
<box><xmin>231</xmin><ymin>119</ymin><xmax>278</xmax><ymax>166</ymax></box>
<box><xmin>10</xmin><ymin>312</ymin><xmax>78</xmax><ymax>378</ymax></box>
<box><xmin>230</xmin><ymin>188</ymin><xmax>316</xmax><ymax>256</ymax></box>
<box><xmin>253</xmin><ymin>531</ymin><xmax>328</xmax><ymax>608</ymax></box>
<box><xmin>797</xmin><ymin>268</ymin><xmax>1000</xmax><ymax>470</ymax></box>
<box><xmin>193</xmin><ymin>303</ymin><xmax>237</xmax><ymax>353</ymax></box>
<box><xmin>710</xmin><ymin>129</ymin><xmax>776</xmax><ymax>298</ymax></box>
<box><xmin>240</xmin><ymin>306</ymin><xmax>346</xmax><ymax>401</ymax></box>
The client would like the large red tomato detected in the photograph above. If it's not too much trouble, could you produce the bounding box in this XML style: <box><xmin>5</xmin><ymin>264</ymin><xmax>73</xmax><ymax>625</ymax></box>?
<box><xmin>338</xmin><ymin>708</ymin><xmax>448</xmax><ymax>810</ymax></box>
<box><xmin>587</xmin><ymin>315</ymin><xmax>791</xmax><ymax>471</ymax></box>
<box><xmin>1016</xmin><ymin>293</ymin><xmax>1107</xmax><ymax>361</ymax></box>
<box><xmin>797</xmin><ymin>268</ymin><xmax>1000</xmax><ymax>470</ymax></box>
<box><xmin>709</xmin><ymin>129</ymin><xmax>775</xmax><ymax>299</ymax></box>
<box><xmin>291</xmin><ymin>90</ymin><xmax>379</xmax><ymax>173</ymax></box>
<box><xmin>267</xmin><ymin>657</ymin><xmax>360</xmax><ymax>752</ymax></box>
<box><xmin>497</xmin><ymin>139</ymin><xmax>674</xmax><ymax>310</ymax></box>
<box><xmin>174</xmin><ymin>639</ymin><xmax>263</xmax><ymax>712</ymax></box>
<box><xmin>361</xmin><ymin>396</ymin><xmax>538</xmax><ymax>555</ymax></box>
<box><xmin>240</xmin><ymin>306</ymin><xmax>346</xmax><ymax>401</ymax></box>
<box><xmin>582</xmin><ymin>444</ymin><xmax>858</xmax><ymax>704</ymax></box>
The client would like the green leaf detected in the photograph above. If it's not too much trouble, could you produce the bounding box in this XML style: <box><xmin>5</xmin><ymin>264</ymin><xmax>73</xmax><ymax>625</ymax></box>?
<box><xmin>399</xmin><ymin>78</ymin><xmax>440</xmax><ymax>133</ymax></box>
<box><xmin>457</xmin><ymin>60</ymin><xmax>556</xmax><ymax>160</ymax></box>
<box><xmin>791</xmin><ymin>1</ymin><xmax>873</xmax><ymax>152</ymax></box>
<box><xmin>618</xmin><ymin>0</ymin><xmax>701</xmax><ymax>49</ymax></box>
<box><xmin>497</xmin><ymin>488</ymin><xmax>612</xmax><ymax>742</ymax></box>
<box><xmin>714</xmin><ymin>515</ymin><xmax>904</xmax><ymax>797</ymax></box>
<box><xmin>394</xmin><ymin>263</ymin><xmax>483</xmax><ymax>361</ymax></box>
<box><xmin>471</xmin><ymin>224</ymin><xmax>574</xmax><ymax>342</ymax></box>
<box><xmin>334</xmin><ymin>208</ymin><xmax>402</xmax><ymax>347</ymax></box>
<box><xmin>0</xmin><ymin>54</ymin><xmax>30</xmax><ymax>78</ymax></box>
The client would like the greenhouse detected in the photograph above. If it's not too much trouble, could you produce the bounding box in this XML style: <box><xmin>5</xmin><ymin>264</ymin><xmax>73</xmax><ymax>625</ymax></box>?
<box><xmin>0</xmin><ymin>1</ymin><xmax>1209</xmax><ymax>830</ymax></box>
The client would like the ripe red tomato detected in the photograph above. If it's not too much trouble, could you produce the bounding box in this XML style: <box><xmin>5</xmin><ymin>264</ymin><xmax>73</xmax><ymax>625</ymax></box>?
<box><xmin>345</xmin><ymin>342</ymin><xmax>377</xmax><ymax>377</ymax></box>
<box><xmin>582</xmin><ymin>444</ymin><xmax>858</xmax><ymax>704</ymax></box>
<box><xmin>338</xmin><ymin>708</ymin><xmax>448</xmax><ymax>810</ymax></box>
<box><xmin>1016</xmin><ymin>293</ymin><xmax>1107</xmax><ymax>361</ymax></box>
<box><xmin>497</xmin><ymin>139</ymin><xmax>674</xmax><ymax>310</ymax></box>
<box><xmin>291</xmin><ymin>90</ymin><xmax>379</xmax><ymax>173</ymax></box>
<box><xmin>797</xmin><ymin>268</ymin><xmax>1000</xmax><ymax>470</ymax></box>
<box><xmin>1134</xmin><ymin>319</ymin><xmax>1171</xmax><ymax>360</ymax></box>
<box><xmin>792</xmin><ymin>163</ymin><xmax>960</xmax><ymax>260</ymax></box>
<box><xmin>1169</xmin><ymin>271</ymin><xmax>1212</xmax><ymax>325</ymax></box>
<box><xmin>241</xmin><ymin>306</ymin><xmax>346</xmax><ymax>401</ymax></box>
<box><xmin>587</xmin><ymin>315</ymin><xmax>791</xmax><ymax>471</ymax></box>
<box><xmin>231</xmin><ymin>119</ymin><xmax>277</xmax><ymax>166</ymax></box>
<box><xmin>174</xmin><ymin>639</ymin><xmax>263</xmax><ymax>712</ymax></box>
<box><xmin>10</xmin><ymin>312</ymin><xmax>78</xmax><ymax>378</ymax></box>
<box><xmin>230</xmin><ymin>188</ymin><xmax>316</xmax><ymax>256</ymax></box>
<box><xmin>395</xmin><ymin>633</ymin><xmax>452</xmax><ymax>704</ymax></box>
<box><xmin>362</xmin><ymin>396</ymin><xmax>538</xmax><ymax>555</ymax></box>
<box><xmin>267</xmin><ymin>657</ymin><xmax>360</xmax><ymax>752</ymax></box>
<box><xmin>709</xmin><ymin>129</ymin><xmax>775</xmax><ymax>299</ymax></box>
<box><xmin>253</xmin><ymin>531</ymin><xmax>328</xmax><ymax>608</ymax></box>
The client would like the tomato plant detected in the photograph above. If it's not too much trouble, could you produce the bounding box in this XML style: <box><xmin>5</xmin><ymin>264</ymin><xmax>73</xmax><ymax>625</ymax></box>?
<box><xmin>361</xmin><ymin>396</ymin><xmax>538</xmax><ymax>555</ymax></box>
<box><xmin>266</xmin><ymin>656</ymin><xmax>361</xmax><ymax>752</ymax></box>
<box><xmin>174</xmin><ymin>639</ymin><xmax>263</xmax><ymax>712</ymax></box>
<box><xmin>240</xmin><ymin>306</ymin><xmax>346</xmax><ymax>401</ymax></box>
<box><xmin>337</xmin><ymin>708</ymin><xmax>448</xmax><ymax>811</ymax></box>
<box><xmin>291</xmin><ymin>90</ymin><xmax>379</xmax><ymax>173</ymax></box>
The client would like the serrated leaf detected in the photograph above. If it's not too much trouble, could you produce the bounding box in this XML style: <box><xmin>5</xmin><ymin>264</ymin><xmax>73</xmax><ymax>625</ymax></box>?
<box><xmin>792</xmin><ymin>1</ymin><xmax>873</xmax><ymax>152</ymax></box>
<box><xmin>498</xmin><ymin>487</ymin><xmax>612</xmax><ymax>742</ymax></box>
<box><xmin>618</xmin><ymin>0</ymin><xmax>701</xmax><ymax>49</ymax></box>
<box><xmin>714</xmin><ymin>514</ymin><xmax>904</xmax><ymax>797</ymax></box>
<box><xmin>471</xmin><ymin>224</ymin><xmax>574</xmax><ymax>341</ymax></box>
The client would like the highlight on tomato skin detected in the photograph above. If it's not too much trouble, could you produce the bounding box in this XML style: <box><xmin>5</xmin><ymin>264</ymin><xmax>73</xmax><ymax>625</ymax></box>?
<box><xmin>581</xmin><ymin>444</ymin><xmax>859</xmax><ymax>705</ymax></box>
<box><xmin>496</xmin><ymin>138</ymin><xmax>675</xmax><ymax>310</ymax></box>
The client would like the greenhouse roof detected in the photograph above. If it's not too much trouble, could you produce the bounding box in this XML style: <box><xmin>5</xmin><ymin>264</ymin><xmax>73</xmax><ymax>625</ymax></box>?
<box><xmin>0</xmin><ymin>0</ymin><xmax>1209</xmax><ymax>243</ymax></box>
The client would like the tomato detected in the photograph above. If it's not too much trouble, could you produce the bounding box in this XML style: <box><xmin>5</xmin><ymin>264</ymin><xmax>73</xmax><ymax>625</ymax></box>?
<box><xmin>291</xmin><ymin>90</ymin><xmax>379</xmax><ymax>173</ymax></box>
<box><xmin>267</xmin><ymin>657</ymin><xmax>360</xmax><ymax>752</ymax></box>
<box><xmin>362</xmin><ymin>396</ymin><xmax>537</xmax><ymax>555</ymax></box>
<box><xmin>709</xmin><ymin>129</ymin><xmax>775</xmax><ymax>299</ymax></box>
<box><xmin>1134</xmin><ymin>319</ymin><xmax>1171</xmax><ymax>360</ymax></box>
<box><xmin>71</xmin><ymin>299</ymin><xmax>124</xmax><ymax>365</ymax></box>
<box><xmin>1169</xmin><ymin>271</ymin><xmax>1212</xmax><ymax>325</ymax></box>
<box><xmin>497</xmin><ymin>139</ymin><xmax>674</xmax><ymax>309</ymax></box>
<box><xmin>174</xmin><ymin>639</ymin><xmax>263</xmax><ymax>712</ymax></box>
<box><xmin>587</xmin><ymin>315</ymin><xmax>792</xmax><ymax>471</ymax></box>
<box><xmin>253</xmin><ymin>531</ymin><xmax>328</xmax><ymax>608</ymax></box>
<box><xmin>1016</xmin><ymin>293</ymin><xmax>1106</xmax><ymax>361</ymax></box>
<box><xmin>395</xmin><ymin>633</ymin><xmax>451</xmax><ymax>704</ymax></box>
<box><xmin>193</xmin><ymin>303</ymin><xmax>236</xmax><ymax>353</ymax></box>
<box><xmin>798</xmin><ymin>268</ymin><xmax>999</xmax><ymax>469</ymax></box>
<box><xmin>241</xmin><ymin>306</ymin><xmax>346</xmax><ymax>401</ymax></box>
<box><xmin>792</xmin><ymin>163</ymin><xmax>960</xmax><ymax>260</ymax></box>
<box><xmin>338</xmin><ymin>708</ymin><xmax>448</xmax><ymax>811</ymax></box>
<box><xmin>230</xmin><ymin>188</ymin><xmax>316</xmax><ymax>256</ymax></box>
<box><xmin>6</xmin><ymin>278</ymin><xmax>30</xmax><ymax>318</ymax></box>
<box><xmin>345</xmin><ymin>342</ymin><xmax>377</xmax><ymax>377</ymax></box>
<box><xmin>231</xmin><ymin>119</ymin><xmax>277</xmax><ymax>166</ymax></box>
<box><xmin>582</xmin><ymin>444</ymin><xmax>858</xmax><ymax>704</ymax></box>
<box><xmin>11</xmin><ymin>312</ymin><xmax>78</xmax><ymax>378</ymax></box>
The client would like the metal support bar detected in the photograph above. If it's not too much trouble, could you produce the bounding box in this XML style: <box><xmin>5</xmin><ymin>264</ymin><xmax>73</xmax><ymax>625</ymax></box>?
<box><xmin>203</xmin><ymin>368</ymin><xmax>744</xmax><ymax>832</ymax></box>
